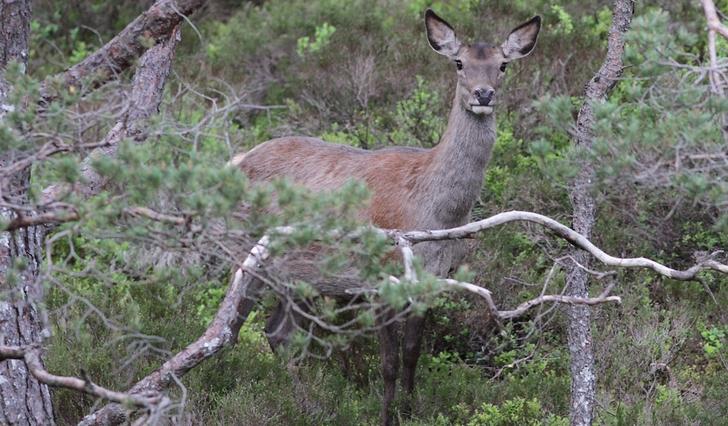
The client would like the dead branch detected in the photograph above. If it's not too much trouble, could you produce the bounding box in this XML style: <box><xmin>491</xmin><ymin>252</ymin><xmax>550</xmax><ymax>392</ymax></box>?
<box><xmin>393</xmin><ymin>234</ymin><xmax>620</xmax><ymax>324</ymax></box>
<box><xmin>124</xmin><ymin>207</ymin><xmax>187</xmax><ymax>225</ymax></box>
<box><xmin>39</xmin><ymin>0</ymin><xmax>207</xmax><ymax>104</ymax></box>
<box><xmin>389</xmin><ymin>210</ymin><xmax>728</xmax><ymax>280</ymax></box>
<box><xmin>702</xmin><ymin>0</ymin><xmax>728</xmax><ymax>95</ymax></box>
<box><xmin>496</xmin><ymin>285</ymin><xmax>620</xmax><ymax>320</ymax></box>
<box><xmin>2</xmin><ymin>205</ymin><xmax>188</xmax><ymax>232</ymax></box>
<box><xmin>0</xmin><ymin>140</ymin><xmax>114</xmax><ymax>179</ymax></box>
<box><xmin>42</xmin><ymin>25</ymin><xmax>181</xmax><ymax>203</ymax></box>
<box><xmin>76</xmin><ymin>236</ymin><xmax>271</xmax><ymax>426</ymax></box>
<box><xmin>10</xmin><ymin>205</ymin><xmax>726</xmax><ymax>284</ymax></box>
<box><xmin>2</xmin><ymin>208</ymin><xmax>79</xmax><ymax>230</ymax></box>
<box><xmin>390</xmin><ymin>276</ymin><xmax>621</xmax><ymax>323</ymax></box>
<box><xmin>0</xmin><ymin>345</ymin><xmax>161</xmax><ymax>408</ymax></box>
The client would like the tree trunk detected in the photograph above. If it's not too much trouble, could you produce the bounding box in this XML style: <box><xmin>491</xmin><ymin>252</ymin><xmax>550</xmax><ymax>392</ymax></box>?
<box><xmin>565</xmin><ymin>1</ymin><xmax>633</xmax><ymax>425</ymax></box>
<box><xmin>0</xmin><ymin>225</ymin><xmax>54</xmax><ymax>425</ymax></box>
<box><xmin>0</xmin><ymin>1</ymin><xmax>55</xmax><ymax>424</ymax></box>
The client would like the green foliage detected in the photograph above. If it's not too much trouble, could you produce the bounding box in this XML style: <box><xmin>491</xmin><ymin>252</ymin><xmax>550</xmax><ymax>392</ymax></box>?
<box><xmin>549</xmin><ymin>5</ymin><xmax>574</xmax><ymax>35</ymax></box>
<box><xmin>467</xmin><ymin>397</ymin><xmax>567</xmax><ymax>426</ymax></box>
<box><xmin>680</xmin><ymin>220</ymin><xmax>728</xmax><ymax>251</ymax></box>
<box><xmin>483</xmin><ymin>117</ymin><xmax>541</xmax><ymax>205</ymax></box>
<box><xmin>296</xmin><ymin>22</ymin><xmax>337</xmax><ymax>57</ymax></box>
<box><xmin>67</xmin><ymin>28</ymin><xmax>91</xmax><ymax>64</ymax></box>
<box><xmin>700</xmin><ymin>325</ymin><xmax>726</xmax><ymax>358</ymax></box>
<box><xmin>581</xmin><ymin>7</ymin><xmax>613</xmax><ymax>41</ymax></box>
<box><xmin>585</xmin><ymin>9</ymin><xmax>728</xmax><ymax>228</ymax></box>
<box><xmin>389</xmin><ymin>76</ymin><xmax>444</xmax><ymax>147</ymax></box>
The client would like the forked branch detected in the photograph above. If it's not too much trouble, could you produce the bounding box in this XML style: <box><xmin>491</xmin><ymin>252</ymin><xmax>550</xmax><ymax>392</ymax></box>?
<box><xmin>39</xmin><ymin>0</ymin><xmax>207</xmax><ymax>103</ymax></box>
<box><xmin>386</xmin><ymin>210</ymin><xmax>728</xmax><ymax>280</ymax></box>
<box><xmin>42</xmin><ymin>24</ymin><xmax>182</xmax><ymax>203</ymax></box>
<box><xmin>0</xmin><ymin>345</ymin><xmax>161</xmax><ymax>409</ymax></box>
<box><xmin>701</xmin><ymin>0</ymin><xmax>728</xmax><ymax>95</ymax></box>
<box><xmin>437</xmin><ymin>278</ymin><xmax>620</xmax><ymax>321</ymax></box>
<box><xmin>702</xmin><ymin>0</ymin><xmax>728</xmax><ymax>41</ymax></box>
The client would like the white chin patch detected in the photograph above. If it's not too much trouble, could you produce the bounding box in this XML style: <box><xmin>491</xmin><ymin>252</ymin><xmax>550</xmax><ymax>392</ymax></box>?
<box><xmin>470</xmin><ymin>105</ymin><xmax>493</xmax><ymax>115</ymax></box>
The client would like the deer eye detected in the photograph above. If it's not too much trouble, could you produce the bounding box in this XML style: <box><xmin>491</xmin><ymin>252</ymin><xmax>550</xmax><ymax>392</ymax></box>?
<box><xmin>500</xmin><ymin>62</ymin><xmax>508</xmax><ymax>72</ymax></box>
<box><xmin>455</xmin><ymin>60</ymin><xmax>463</xmax><ymax>70</ymax></box>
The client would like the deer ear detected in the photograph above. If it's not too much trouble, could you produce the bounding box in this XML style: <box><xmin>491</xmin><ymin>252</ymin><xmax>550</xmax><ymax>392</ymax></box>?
<box><xmin>424</xmin><ymin>9</ymin><xmax>462</xmax><ymax>58</ymax></box>
<box><xmin>501</xmin><ymin>16</ymin><xmax>541</xmax><ymax>60</ymax></box>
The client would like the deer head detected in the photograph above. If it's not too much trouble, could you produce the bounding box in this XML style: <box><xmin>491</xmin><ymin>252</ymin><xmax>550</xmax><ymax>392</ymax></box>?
<box><xmin>424</xmin><ymin>9</ymin><xmax>541</xmax><ymax>115</ymax></box>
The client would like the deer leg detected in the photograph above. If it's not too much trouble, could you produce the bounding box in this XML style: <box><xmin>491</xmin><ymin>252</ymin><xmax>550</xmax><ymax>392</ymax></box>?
<box><xmin>401</xmin><ymin>312</ymin><xmax>427</xmax><ymax>415</ymax></box>
<box><xmin>378</xmin><ymin>309</ymin><xmax>400</xmax><ymax>426</ymax></box>
<box><xmin>339</xmin><ymin>347</ymin><xmax>353</xmax><ymax>382</ymax></box>
<box><xmin>264</xmin><ymin>300</ymin><xmax>299</xmax><ymax>352</ymax></box>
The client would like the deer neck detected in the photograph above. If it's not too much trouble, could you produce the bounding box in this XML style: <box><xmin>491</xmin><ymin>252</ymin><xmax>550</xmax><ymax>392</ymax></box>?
<box><xmin>417</xmin><ymin>96</ymin><xmax>496</xmax><ymax>227</ymax></box>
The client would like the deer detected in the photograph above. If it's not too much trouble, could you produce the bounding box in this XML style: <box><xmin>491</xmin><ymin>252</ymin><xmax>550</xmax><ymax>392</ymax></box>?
<box><xmin>232</xmin><ymin>9</ymin><xmax>541</xmax><ymax>424</ymax></box>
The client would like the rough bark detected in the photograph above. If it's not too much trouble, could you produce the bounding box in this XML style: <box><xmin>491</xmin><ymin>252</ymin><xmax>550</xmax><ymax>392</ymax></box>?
<box><xmin>43</xmin><ymin>25</ymin><xmax>182</xmax><ymax>202</ymax></box>
<box><xmin>565</xmin><ymin>1</ymin><xmax>633</xmax><ymax>425</ymax></box>
<box><xmin>0</xmin><ymin>1</ymin><xmax>55</xmax><ymax>424</ymax></box>
<box><xmin>39</xmin><ymin>0</ymin><xmax>207</xmax><ymax>103</ymax></box>
<box><xmin>0</xmin><ymin>1</ymin><xmax>30</xmax><ymax>70</ymax></box>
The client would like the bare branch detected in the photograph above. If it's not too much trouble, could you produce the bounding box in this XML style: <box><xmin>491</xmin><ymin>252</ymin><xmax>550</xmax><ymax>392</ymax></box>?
<box><xmin>39</xmin><ymin>0</ymin><xmax>207</xmax><ymax>103</ymax></box>
<box><xmin>702</xmin><ymin>0</ymin><xmax>728</xmax><ymax>95</ymax></box>
<box><xmin>393</xmin><ymin>268</ymin><xmax>620</xmax><ymax>324</ymax></box>
<box><xmin>76</xmin><ymin>235</ymin><xmax>271</xmax><ymax>426</ymax></box>
<box><xmin>0</xmin><ymin>345</ymin><xmax>160</xmax><ymax>408</ymax></box>
<box><xmin>0</xmin><ymin>344</ymin><xmax>25</xmax><ymax>360</ymax></box>
<box><xmin>496</xmin><ymin>289</ymin><xmax>620</xmax><ymax>320</ymax></box>
<box><xmin>388</xmin><ymin>210</ymin><xmax>728</xmax><ymax>280</ymax></box>
<box><xmin>43</xmin><ymin>25</ymin><xmax>182</xmax><ymax>203</ymax></box>
<box><xmin>2</xmin><ymin>207</ymin><xmax>78</xmax><ymax>231</ymax></box>
<box><xmin>0</xmin><ymin>140</ymin><xmax>113</xmax><ymax>179</ymax></box>
<box><xmin>124</xmin><ymin>207</ymin><xmax>186</xmax><ymax>225</ymax></box>
<box><xmin>2</xmin><ymin>205</ymin><xmax>190</xmax><ymax>231</ymax></box>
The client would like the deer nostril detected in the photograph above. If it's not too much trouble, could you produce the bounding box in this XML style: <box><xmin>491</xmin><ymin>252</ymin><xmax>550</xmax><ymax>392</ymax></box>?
<box><xmin>473</xmin><ymin>88</ymin><xmax>495</xmax><ymax>105</ymax></box>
